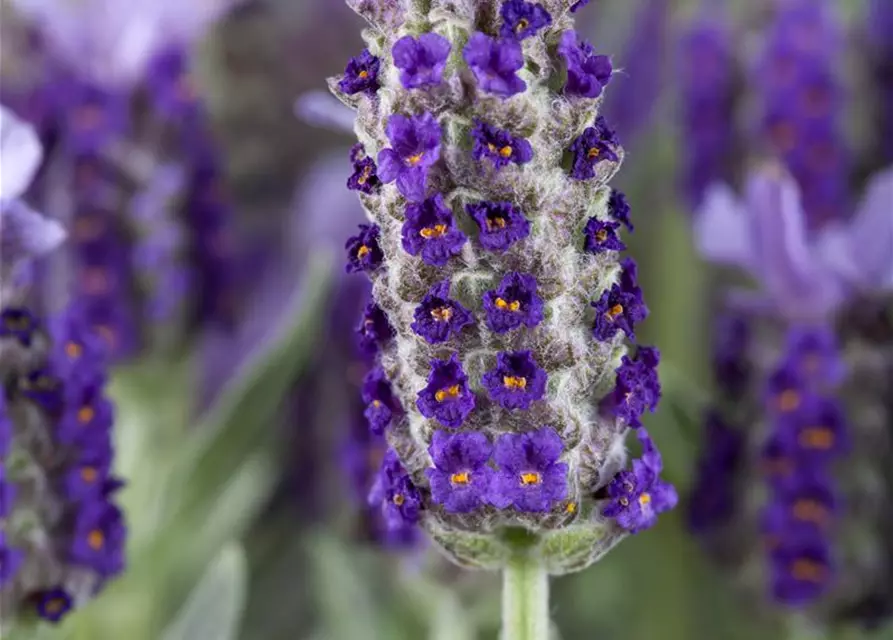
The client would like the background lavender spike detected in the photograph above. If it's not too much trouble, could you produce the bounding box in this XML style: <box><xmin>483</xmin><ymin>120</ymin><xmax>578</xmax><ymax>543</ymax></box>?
<box><xmin>866</xmin><ymin>0</ymin><xmax>893</xmax><ymax>171</ymax></box>
<box><xmin>677</xmin><ymin>2</ymin><xmax>739</xmax><ymax>211</ymax></box>
<box><xmin>753</xmin><ymin>0</ymin><xmax>851</xmax><ymax>230</ymax></box>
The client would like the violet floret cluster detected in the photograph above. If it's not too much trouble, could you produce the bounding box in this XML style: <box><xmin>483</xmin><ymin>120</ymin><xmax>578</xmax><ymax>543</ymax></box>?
<box><xmin>333</xmin><ymin>0</ymin><xmax>675</xmax><ymax>571</ymax></box>
<box><xmin>1</xmin><ymin>304</ymin><xmax>126</xmax><ymax>625</ymax></box>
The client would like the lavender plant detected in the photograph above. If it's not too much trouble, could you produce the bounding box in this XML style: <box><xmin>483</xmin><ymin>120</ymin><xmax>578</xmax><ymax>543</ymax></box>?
<box><xmin>1</xmin><ymin>105</ymin><xmax>127</xmax><ymax>631</ymax></box>
<box><xmin>330</xmin><ymin>1</ymin><xmax>676</xmax><ymax>634</ymax></box>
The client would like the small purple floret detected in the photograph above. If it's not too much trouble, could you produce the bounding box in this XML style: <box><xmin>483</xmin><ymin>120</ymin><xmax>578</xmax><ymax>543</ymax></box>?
<box><xmin>482</xmin><ymin>350</ymin><xmax>547</xmax><ymax>410</ymax></box>
<box><xmin>377</xmin><ymin>112</ymin><xmax>442</xmax><ymax>202</ymax></box>
<box><xmin>345</xmin><ymin>224</ymin><xmax>384</xmax><ymax>273</ymax></box>
<box><xmin>463</xmin><ymin>33</ymin><xmax>527</xmax><ymax>98</ymax></box>
<box><xmin>466</xmin><ymin>200</ymin><xmax>530</xmax><ymax>252</ymax></box>
<box><xmin>490</xmin><ymin>427</ymin><xmax>568</xmax><ymax>512</ymax></box>
<box><xmin>426</xmin><ymin>430</ymin><xmax>494</xmax><ymax>513</ymax></box>
<box><xmin>558</xmin><ymin>30</ymin><xmax>613</xmax><ymax>98</ymax></box>
<box><xmin>499</xmin><ymin>1</ymin><xmax>552</xmax><ymax>40</ymax></box>
<box><xmin>471</xmin><ymin>120</ymin><xmax>533</xmax><ymax>169</ymax></box>
<box><xmin>411</xmin><ymin>279</ymin><xmax>474</xmax><ymax>344</ymax></box>
<box><xmin>392</xmin><ymin>33</ymin><xmax>452</xmax><ymax>89</ymax></box>
<box><xmin>482</xmin><ymin>272</ymin><xmax>545</xmax><ymax>333</ymax></box>
<box><xmin>416</xmin><ymin>354</ymin><xmax>476</xmax><ymax>428</ymax></box>
<box><xmin>339</xmin><ymin>49</ymin><xmax>381</xmax><ymax>95</ymax></box>
<box><xmin>401</xmin><ymin>194</ymin><xmax>467</xmax><ymax>266</ymax></box>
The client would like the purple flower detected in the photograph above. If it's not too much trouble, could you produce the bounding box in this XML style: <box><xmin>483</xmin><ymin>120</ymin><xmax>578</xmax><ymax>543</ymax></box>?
<box><xmin>583</xmin><ymin>219</ymin><xmax>625</xmax><ymax>254</ymax></box>
<box><xmin>339</xmin><ymin>49</ymin><xmax>381</xmax><ymax>95</ymax></box>
<box><xmin>570</xmin><ymin>118</ymin><xmax>620</xmax><ymax>180</ymax></box>
<box><xmin>361</xmin><ymin>366</ymin><xmax>400</xmax><ymax>435</ymax></box>
<box><xmin>347</xmin><ymin>144</ymin><xmax>381</xmax><ymax>194</ymax></box>
<box><xmin>377</xmin><ymin>113</ymin><xmax>442</xmax><ymax>202</ymax></box>
<box><xmin>356</xmin><ymin>302</ymin><xmax>394</xmax><ymax>355</ymax></box>
<box><xmin>482</xmin><ymin>351</ymin><xmax>547</xmax><ymax>410</ymax></box>
<box><xmin>0</xmin><ymin>308</ymin><xmax>38</xmax><ymax>346</ymax></box>
<box><xmin>426</xmin><ymin>430</ymin><xmax>494</xmax><ymax>513</ymax></box>
<box><xmin>766</xmin><ymin>364</ymin><xmax>807</xmax><ymax>415</ymax></box>
<box><xmin>761</xmin><ymin>471</ymin><xmax>837</xmax><ymax>537</ymax></box>
<box><xmin>410</xmin><ymin>279</ymin><xmax>474</xmax><ymax>344</ymax></box>
<box><xmin>608</xmin><ymin>189</ymin><xmax>634</xmax><ymax>232</ymax></box>
<box><xmin>591</xmin><ymin>259</ymin><xmax>648</xmax><ymax>341</ymax></box>
<box><xmin>416</xmin><ymin>354</ymin><xmax>476</xmax><ymax>428</ymax></box>
<box><xmin>368</xmin><ymin>449</ymin><xmax>422</xmax><ymax>529</ymax></box>
<box><xmin>499</xmin><ymin>1</ymin><xmax>552</xmax><ymax>40</ymax></box>
<box><xmin>482</xmin><ymin>272</ymin><xmax>545</xmax><ymax>333</ymax></box>
<box><xmin>774</xmin><ymin>396</ymin><xmax>849</xmax><ymax>464</ymax></box>
<box><xmin>780</xmin><ymin>326</ymin><xmax>845</xmax><ymax>389</ymax></box>
<box><xmin>470</xmin><ymin>120</ymin><xmax>533</xmax><ymax>169</ymax></box>
<box><xmin>490</xmin><ymin>427</ymin><xmax>568</xmax><ymax>512</ymax></box>
<box><xmin>35</xmin><ymin>587</ymin><xmax>73</xmax><ymax>623</ymax></box>
<box><xmin>60</xmin><ymin>448</ymin><xmax>113</xmax><ymax>502</ymax></box>
<box><xmin>345</xmin><ymin>224</ymin><xmax>383</xmax><ymax>273</ymax></box>
<box><xmin>463</xmin><ymin>33</ymin><xmax>526</xmax><ymax>98</ymax></box>
<box><xmin>392</xmin><ymin>34</ymin><xmax>452</xmax><ymax>89</ymax></box>
<box><xmin>611</xmin><ymin>346</ymin><xmax>662</xmax><ymax>427</ymax></box>
<box><xmin>47</xmin><ymin>305</ymin><xmax>109</xmax><ymax>387</ymax></box>
<box><xmin>0</xmin><ymin>533</ymin><xmax>24</xmax><ymax>585</ymax></box>
<box><xmin>603</xmin><ymin>457</ymin><xmax>677</xmax><ymax>533</ymax></box>
<box><xmin>695</xmin><ymin>166</ymin><xmax>893</xmax><ymax>320</ymax></box>
<box><xmin>466</xmin><ymin>201</ymin><xmax>531</xmax><ymax>252</ymax></box>
<box><xmin>769</xmin><ymin>538</ymin><xmax>834</xmax><ymax>606</ymax></box>
<box><xmin>69</xmin><ymin>500</ymin><xmax>126</xmax><ymax>578</ymax></box>
<box><xmin>401</xmin><ymin>194</ymin><xmax>467</xmax><ymax>266</ymax></box>
<box><xmin>558</xmin><ymin>30</ymin><xmax>613</xmax><ymax>98</ymax></box>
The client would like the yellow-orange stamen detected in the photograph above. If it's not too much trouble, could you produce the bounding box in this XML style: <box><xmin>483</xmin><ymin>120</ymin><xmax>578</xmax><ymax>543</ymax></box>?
<box><xmin>503</xmin><ymin>376</ymin><xmax>527</xmax><ymax>390</ymax></box>
<box><xmin>495</xmin><ymin>298</ymin><xmax>521</xmax><ymax>312</ymax></box>
<box><xmin>435</xmin><ymin>385</ymin><xmax>461</xmax><ymax>402</ymax></box>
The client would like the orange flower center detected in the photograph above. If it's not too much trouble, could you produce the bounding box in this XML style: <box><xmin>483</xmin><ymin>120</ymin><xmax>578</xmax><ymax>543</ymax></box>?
<box><xmin>503</xmin><ymin>376</ymin><xmax>527</xmax><ymax>390</ymax></box>
<box><xmin>435</xmin><ymin>385</ymin><xmax>461</xmax><ymax>402</ymax></box>
<box><xmin>420</xmin><ymin>224</ymin><xmax>448</xmax><ymax>239</ymax></box>
<box><xmin>520</xmin><ymin>472</ymin><xmax>541</xmax><ymax>486</ymax></box>
<box><xmin>430</xmin><ymin>306</ymin><xmax>453</xmax><ymax>322</ymax></box>
<box><xmin>450</xmin><ymin>471</ymin><xmax>471</xmax><ymax>485</ymax></box>
<box><xmin>495</xmin><ymin>298</ymin><xmax>521</xmax><ymax>311</ymax></box>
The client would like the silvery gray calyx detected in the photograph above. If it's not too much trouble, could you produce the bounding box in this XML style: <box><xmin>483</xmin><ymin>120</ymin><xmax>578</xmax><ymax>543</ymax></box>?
<box><xmin>331</xmin><ymin>0</ymin><xmax>676</xmax><ymax>574</ymax></box>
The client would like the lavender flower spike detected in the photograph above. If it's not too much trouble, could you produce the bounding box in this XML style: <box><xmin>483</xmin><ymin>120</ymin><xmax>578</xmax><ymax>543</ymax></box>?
<box><xmin>333</xmin><ymin>1</ymin><xmax>673</xmax><ymax>632</ymax></box>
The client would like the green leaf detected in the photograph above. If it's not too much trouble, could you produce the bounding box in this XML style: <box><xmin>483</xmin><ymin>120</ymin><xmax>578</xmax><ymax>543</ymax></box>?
<box><xmin>161</xmin><ymin>543</ymin><xmax>248</xmax><ymax>640</ymax></box>
<box><xmin>308</xmin><ymin>536</ymin><xmax>385</xmax><ymax>640</ymax></box>
<box><xmin>175</xmin><ymin>253</ymin><xmax>334</xmax><ymax>516</ymax></box>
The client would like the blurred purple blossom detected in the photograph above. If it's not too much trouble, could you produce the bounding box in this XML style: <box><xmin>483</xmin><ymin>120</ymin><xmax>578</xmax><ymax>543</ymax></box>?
<box><xmin>695</xmin><ymin>164</ymin><xmax>893</xmax><ymax>321</ymax></box>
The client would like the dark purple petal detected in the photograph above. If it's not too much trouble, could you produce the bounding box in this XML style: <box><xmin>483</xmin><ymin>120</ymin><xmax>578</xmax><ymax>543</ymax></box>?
<box><xmin>339</xmin><ymin>49</ymin><xmax>381</xmax><ymax>95</ymax></box>
<box><xmin>411</xmin><ymin>279</ymin><xmax>474</xmax><ymax>344</ymax></box>
<box><xmin>558</xmin><ymin>31</ymin><xmax>613</xmax><ymax>98</ymax></box>
<box><xmin>466</xmin><ymin>200</ymin><xmax>530</xmax><ymax>252</ymax></box>
<box><xmin>499</xmin><ymin>1</ymin><xmax>552</xmax><ymax>40</ymax></box>
<box><xmin>426</xmin><ymin>430</ymin><xmax>494</xmax><ymax>513</ymax></box>
<box><xmin>583</xmin><ymin>218</ymin><xmax>625</xmax><ymax>254</ymax></box>
<box><xmin>463</xmin><ymin>33</ymin><xmax>526</xmax><ymax>98</ymax></box>
<box><xmin>481</xmin><ymin>350</ymin><xmax>547</xmax><ymax>410</ymax></box>
<box><xmin>470</xmin><ymin>120</ymin><xmax>533</xmax><ymax>169</ymax></box>
<box><xmin>416</xmin><ymin>354</ymin><xmax>475</xmax><ymax>428</ymax></box>
<box><xmin>491</xmin><ymin>427</ymin><xmax>567</xmax><ymax>512</ymax></box>
<box><xmin>345</xmin><ymin>224</ymin><xmax>384</xmax><ymax>273</ymax></box>
<box><xmin>392</xmin><ymin>33</ymin><xmax>452</xmax><ymax>89</ymax></box>
<box><xmin>401</xmin><ymin>194</ymin><xmax>467</xmax><ymax>266</ymax></box>
<box><xmin>482</xmin><ymin>272</ymin><xmax>544</xmax><ymax>333</ymax></box>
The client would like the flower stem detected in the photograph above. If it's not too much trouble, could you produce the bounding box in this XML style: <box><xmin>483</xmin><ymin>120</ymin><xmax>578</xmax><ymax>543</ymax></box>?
<box><xmin>501</xmin><ymin>555</ymin><xmax>550</xmax><ymax>640</ymax></box>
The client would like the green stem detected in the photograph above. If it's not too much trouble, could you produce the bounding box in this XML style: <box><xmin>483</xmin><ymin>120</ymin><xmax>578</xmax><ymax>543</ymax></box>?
<box><xmin>501</xmin><ymin>556</ymin><xmax>550</xmax><ymax>640</ymax></box>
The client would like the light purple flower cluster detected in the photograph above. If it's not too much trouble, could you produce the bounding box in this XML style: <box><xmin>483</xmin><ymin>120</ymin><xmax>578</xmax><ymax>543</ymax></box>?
<box><xmin>0</xmin><ymin>303</ymin><xmax>126</xmax><ymax>625</ymax></box>
<box><xmin>335</xmin><ymin>0</ymin><xmax>674</xmax><ymax>569</ymax></box>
